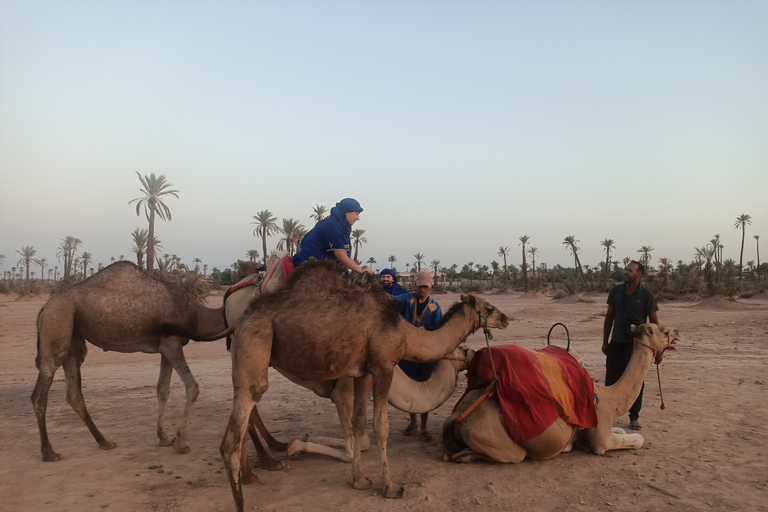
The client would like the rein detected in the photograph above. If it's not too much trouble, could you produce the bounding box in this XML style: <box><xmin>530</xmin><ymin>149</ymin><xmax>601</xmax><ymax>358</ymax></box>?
<box><xmin>635</xmin><ymin>332</ymin><xmax>676</xmax><ymax>410</ymax></box>
<box><xmin>455</xmin><ymin>301</ymin><xmax>498</xmax><ymax>422</ymax></box>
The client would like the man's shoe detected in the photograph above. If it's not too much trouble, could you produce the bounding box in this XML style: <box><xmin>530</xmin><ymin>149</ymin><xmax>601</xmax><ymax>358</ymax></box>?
<box><xmin>629</xmin><ymin>419</ymin><xmax>642</xmax><ymax>431</ymax></box>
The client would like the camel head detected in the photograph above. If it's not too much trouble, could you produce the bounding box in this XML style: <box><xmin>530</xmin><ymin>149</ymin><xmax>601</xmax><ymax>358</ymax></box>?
<box><xmin>631</xmin><ymin>323</ymin><xmax>679</xmax><ymax>363</ymax></box>
<box><xmin>237</xmin><ymin>259</ymin><xmax>266</xmax><ymax>280</ymax></box>
<box><xmin>459</xmin><ymin>293</ymin><xmax>509</xmax><ymax>331</ymax></box>
<box><xmin>443</xmin><ymin>345</ymin><xmax>475</xmax><ymax>371</ymax></box>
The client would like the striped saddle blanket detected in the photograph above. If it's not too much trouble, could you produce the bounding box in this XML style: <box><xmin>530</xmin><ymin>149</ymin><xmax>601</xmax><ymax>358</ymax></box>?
<box><xmin>459</xmin><ymin>344</ymin><xmax>597</xmax><ymax>441</ymax></box>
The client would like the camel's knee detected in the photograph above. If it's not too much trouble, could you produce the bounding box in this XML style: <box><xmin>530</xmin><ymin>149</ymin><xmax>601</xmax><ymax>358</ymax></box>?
<box><xmin>248</xmin><ymin>382</ymin><xmax>268</xmax><ymax>402</ymax></box>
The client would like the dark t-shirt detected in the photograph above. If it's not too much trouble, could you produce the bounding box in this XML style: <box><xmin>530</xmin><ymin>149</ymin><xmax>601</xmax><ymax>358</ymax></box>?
<box><xmin>607</xmin><ymin>284</ymin><xmax>659</xmax><ymax>343</ymax></box>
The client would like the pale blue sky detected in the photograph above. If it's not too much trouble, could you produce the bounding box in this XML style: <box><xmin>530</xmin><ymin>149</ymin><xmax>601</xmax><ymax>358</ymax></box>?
<box><xmin>1</xmin><ymin>1</ymin><xmax>766</xmax><ymax>274</ymax></box>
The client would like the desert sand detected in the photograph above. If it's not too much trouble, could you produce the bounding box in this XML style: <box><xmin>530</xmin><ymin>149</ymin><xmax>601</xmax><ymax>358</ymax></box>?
<box><xmin>1</xmin><ymin>290</ymin><xmax>766</xmax><ymax>512</ymax></box>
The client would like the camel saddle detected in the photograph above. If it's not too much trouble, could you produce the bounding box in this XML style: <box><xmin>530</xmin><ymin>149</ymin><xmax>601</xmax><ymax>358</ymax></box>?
<box><xmin>458</xmin><ymin>345</ymin><xmax>597</xmax><ymax>441</ymax></box>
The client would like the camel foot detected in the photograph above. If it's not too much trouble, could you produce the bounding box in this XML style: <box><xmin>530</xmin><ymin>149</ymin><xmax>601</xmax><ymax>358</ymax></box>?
<box><xmin>258</xmin><ymin>455</ymin><xmax>286</xmax><ymax>471</ymax></box>
<box><xmin>98</xmin><ymin>440</ymin><xmax>117</xmax><ymax>451</ymax></box>
<box><xmin>158</xmin><ymin>437</ymin><xmax>175</xmax><ymax>447</ymax></box>
<box><xmin>352</xmin><ymin>477</ymin><xmax>372</xmax><ymax>491</ymax></box>
<box><xmin>383</xmin><ymin>484</ymin><xmax>405</xmax><ymax>499</ymax></box>
<box><xmin>42</xmin><ymin>450</ymin><xmax>62</xmax><ymax>462</ymax></box>
<box><xmin>287</xmin><ymin>439</ymin><xmax>302</xmax><ymax>458</ymax></box>
<box><xmin>173</xmin><ymin>440</ymin><xmax>191</xmax><ymax>454</ymax></box>
<box><xmin>442</xmin><ymin>451</ymin><xmax>451</xmax><ymax>462</ymax></box>
<box><xmin>301</xmin><ymin>433</ymin><xmax>311</xmax><ymax>443</ymax></box>
<box><xmin>241</xmin><ymin>471</ymin><xmax>259</xmax><ymax>485</ymax></box>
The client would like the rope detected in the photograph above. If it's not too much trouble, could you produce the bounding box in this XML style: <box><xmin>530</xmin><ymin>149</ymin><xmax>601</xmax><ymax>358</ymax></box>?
<box><xmin>455</xmin><ymin>301</ymin><xmax>498</xmax><ymax>423</ymax></box>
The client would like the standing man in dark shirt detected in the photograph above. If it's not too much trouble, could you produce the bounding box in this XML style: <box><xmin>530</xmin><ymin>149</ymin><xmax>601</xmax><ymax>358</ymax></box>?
<box><xmin>602</xmin><ymin>260</ymin><xmax>659</xmax><ymax>431</ymax></box>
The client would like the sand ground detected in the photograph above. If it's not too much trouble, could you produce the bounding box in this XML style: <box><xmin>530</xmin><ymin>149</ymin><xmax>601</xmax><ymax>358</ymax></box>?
<box><xmin>1</xmin><ymin>290</ymin><xmax>766</xmax><ymax>512</ymax></box>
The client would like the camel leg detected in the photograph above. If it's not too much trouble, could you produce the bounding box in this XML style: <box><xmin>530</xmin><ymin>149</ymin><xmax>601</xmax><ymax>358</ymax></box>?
<box><xmin>222</xmin><ymin>327</ymin><xmax>273</xmax><ymax>512</ymax></box>
<box><xmin>350</xmin><ymin>375</ymin><xmax>373</xmax><ymax>491</ymax></box>
<box><xmin>157</xmin><ymin>339</ymin><xmax>198</xmax><ymax>454</ymax></box>
<box><xmin>221</xmin><ymin>396</ymin><xmax>257</xmax><ymax>512</ymax></box>
<box><xmin>156</xmin><ymin>354</ymin><xmax>174</xmax><ymax>446</ymax></box>
<box><xmin>62</xmin><ymin>334</ymin><xmax>117</xmax><ymax>452</ymax></box>
<box><xmin>603</xmin><ymin>430</ymin><xmax>644</xmax><ymax>451</ymax></box>
<box><xmin>31</xmin><ymin>360</ymin><xmax>61</xmax><ymax>461</ymax></box>
<box><xmin>249</xmin><ymin>406</ymin><xmax>288</xmax><ymax>453</ymax></box>
<box><xmin>369</xmin><ymin>370</ymin><xmax>403</xmax><ymax>499</ymax></box>
<box><xmin>247</xmin><ymin>407</ymin><xmax>285</xmax><ymax>471</ymax></box>
<box><xmin>287</xmin><ymin>376</ymin><xmax>369</xmax><ymax>462</ymax></box>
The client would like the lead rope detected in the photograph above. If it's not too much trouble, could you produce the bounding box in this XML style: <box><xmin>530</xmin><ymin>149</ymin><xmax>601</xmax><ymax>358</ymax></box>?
<box><xmin>455</xmin><ymin>304</ymin><xmax>498</xmax><ymax>423</ymax></box>
<box><xmin>635</xmin><ymin>333</ymin><xmax>675</xmax><ymax>410</ymax></box>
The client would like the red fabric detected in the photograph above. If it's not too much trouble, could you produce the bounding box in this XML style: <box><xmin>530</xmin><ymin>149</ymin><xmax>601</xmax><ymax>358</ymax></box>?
<box><xmin>281</xmin><ymin>256</ymin><xmax>295</xmax><ymax>278</ymax></box>
<box><xmin>457</xmin><ymin>345</ymin><xmax>597</xmax><ymax>441</ymax></box>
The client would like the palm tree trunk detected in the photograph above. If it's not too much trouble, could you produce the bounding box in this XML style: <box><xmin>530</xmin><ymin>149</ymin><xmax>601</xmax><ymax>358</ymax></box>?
<box><xmin>147</xmin><ymin>208</ymin><xmax>156</xmax><ymax>272</ymax></box>
<box><xmin>739</xmin><ymin>226</ymin><xmax>746</xmax><ymax>280</ymax></box>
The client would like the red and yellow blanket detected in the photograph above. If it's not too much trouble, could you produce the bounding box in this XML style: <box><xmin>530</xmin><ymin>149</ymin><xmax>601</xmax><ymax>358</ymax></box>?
<box><xmin>456</xmin><ymin>345</ymin><xmax>597</xmax><ymax>441</ymax></box>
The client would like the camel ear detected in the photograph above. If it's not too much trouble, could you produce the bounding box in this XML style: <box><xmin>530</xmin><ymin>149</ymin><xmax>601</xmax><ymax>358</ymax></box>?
<box><xmin>460</xmin><ymin>293</ymin><xmax>468</xmax><ymax>302</ymax></box>
<box><xmin>630</xmin><ymin>324</ymin><xmax>638</xmax><ymax>333</ymax></box>
<box><xmin>644</xmin><ymin>324</ymin><xmax>654</xmax><ymax>336</ymax></box>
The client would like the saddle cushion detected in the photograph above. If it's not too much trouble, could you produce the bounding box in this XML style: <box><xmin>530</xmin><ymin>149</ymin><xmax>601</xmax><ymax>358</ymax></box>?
<box><xmin>460</xmin><ymin>345</ymin><xmax>597</xmax><ymax>441</ymax></box>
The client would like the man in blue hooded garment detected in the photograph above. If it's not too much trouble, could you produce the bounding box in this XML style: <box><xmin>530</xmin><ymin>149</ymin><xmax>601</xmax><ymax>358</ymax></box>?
<box><xmin>292</xmin><ymin>198</ymin><xmax>373</xmax><ymax>276</ymax></box>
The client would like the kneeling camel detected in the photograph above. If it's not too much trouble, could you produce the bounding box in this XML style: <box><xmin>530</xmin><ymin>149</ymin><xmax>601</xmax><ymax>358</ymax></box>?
<box><xmin>442</xmin><ymin>323</ymin><xmax>678</xmax><ymax>463</ymax></box>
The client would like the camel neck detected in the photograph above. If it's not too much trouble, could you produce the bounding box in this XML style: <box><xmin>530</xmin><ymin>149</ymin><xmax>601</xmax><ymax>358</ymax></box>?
<box><xmin>402</xmin><ymin>304</ymin><xmax>475</xmax><ymax>363</ymax></box>
<box><xmin>601</xmin><ymin>341</ymin><xmax>654</xmax><ymax>418</ymax></box>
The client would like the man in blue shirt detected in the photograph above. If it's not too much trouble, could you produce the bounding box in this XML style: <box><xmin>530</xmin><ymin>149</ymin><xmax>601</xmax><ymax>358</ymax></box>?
<box><xmin>393</xmin><ymin>269</ymin><xmax>442</xmax><ymax>441</ymax></box>
<box><xmin>293</xmin><ymin>198</ymin><xmax>373</xmax><ymax>277</ymax></box>
<box><xmin>602</xmin><ymin>260</ymin><xmax>659</xmax><ymax>431</ymax></box>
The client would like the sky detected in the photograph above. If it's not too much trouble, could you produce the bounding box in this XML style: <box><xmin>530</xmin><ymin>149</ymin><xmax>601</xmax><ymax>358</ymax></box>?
<box><xmin>1</xmin><ymin>1</ymin><xmax>767</xmax><ymax>276</ymax></box>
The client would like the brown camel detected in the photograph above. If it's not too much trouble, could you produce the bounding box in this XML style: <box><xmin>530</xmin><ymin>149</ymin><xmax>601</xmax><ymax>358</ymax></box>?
<box><xmin>238</xmin><ymin>345</ymin><xmax>473</xmax><ymax>474</ymax></box>
<box><xmin>32</xmin><ymin>261</ymin><xmax>232</xmax><ymax>462</ymax></box>
<box><xmin>220</xmin><ymin>260</ymin><xmax>508</xmax><ymax>512</ymax></box>
<box><xmin>442</xmin><ymin>323</ymin><xmax>679</xmax><ymax>464</ymax></box>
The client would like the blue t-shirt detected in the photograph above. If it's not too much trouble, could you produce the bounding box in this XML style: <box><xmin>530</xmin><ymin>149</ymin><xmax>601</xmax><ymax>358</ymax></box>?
<box><xmin>293</xmin><ymin>210</ymin><xmax>351</xmax><ymax>266</ymax></box>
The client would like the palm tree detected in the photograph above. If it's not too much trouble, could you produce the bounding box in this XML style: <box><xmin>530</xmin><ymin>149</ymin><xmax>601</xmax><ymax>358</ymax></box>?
<box><xmin>276</xmin><ymin>218</ymin><xmax>306</xmax><ymax>256</ymax></box>
<box><xmin>16</xmin><ymin>246</ymin><xmax>41</xmax><ymax>289</ymax></box>
<box><xmin>129</xmin><ymin>172</ymin><xmax>179</xmax><ymax>272</ymax></box>
<box><xmin>366</xmin><ymin>256</ymin><xmax>376</xmax><ymax>269</ymax></box>
<box><xmin>251</xmin><ymin>210</ymin><xmax>279</xmax><ymax>264</ymax></box>
<box><xmin>53</xmin><ymin>265</ymin><xmax>58</xmax><ymax>281</ymax></box>
<box><xmin>431</xmin><ymin>259</ymin><xmax>441</xmax><ymax>288</ymax></box>
<box><xmin>527</xmin><ymin>247</ymin><xmax>538</xmax><ymax>283</ymax></box>
<box><xmin>600</xmin><ymin>238</ymin><xmax>615</xmax><ymax>291</ymax></box>
<box><xmin>519</xmin><ymin>236</ymin><xmax>530</xmax><ymax>292</ymax></box>
<box><xmin>734</xmin><ymin>214</ymin><xmax>752</xmax><ymax>280</ymax></box>
<box><xmin>413</xmin><ymin>253</ymin><xmax>425</xmax><ymax>271</ymax></box>
<box><xmin>57</xmin><ymin>236</ymin><xmax>82</xmax><ymax>281</ymax></box>
<box><xmin>352</xmin><ymin>229</ymin><xmax>367</xmax><ymax>264</ymax></box>
<box><xmin>755</xmin><ymin>235</ymin><xmax>761</xmax><ymax>280</ymax></box>
<box><xmin>246</xmin><ymin>250</ymin><xmax>259</xmax><ymax>262</ymax></box>
<box><xmin>131</xmin><ymin>227</ymin><xmax>148</xmax><ymax>269</ymax></box>
<box><xmin>563</xmin><ymin>236</ymin><xmax>584</xmax><ymax>277</ymax></box>
<box><xmin>193</xmin><ymin>257</ymin><xmax>203</xmax><ymax>271</ymax></box>
<box><xmin>637</xmin><ymin>245</ymin><xmax>654</xmax><ymax>271</ymax></box>
<box><xmin>497</xmin><ymin>246</ymin><xmax>510</xmax><ymax>287</ymax></box>
<box><xmin>202</xmin><ymin>263</ymin><xmax>208</xmax><ymax>277</ymax></box>
<box><xmin>0</xmin><ymin>254</ymin><xmax>4</xmax><ymax>267</ymax></box>
<box><xmin>81</xmin><ymin>252</ymin><xmax>93</xmax><ymax>279</ymax></box>
<box><xmin>695</xmin><ymin>245</ymin><xmax>717</xmax><ymax>295</ymax></box>
<box><xmin>388</xmin><ymin>255</ymin><xmax>396</xmax><ymax>271</ymax></box>
<box><xmin>310</xmin><ymin>204</ymin><xmax>327</xmax><ymax>223</ymax></box>
<box><xmin>38</xmin><ymin>257</ymin><xmax>47</xmax><ymax>282</ymax></box>
<box><xmin>658</xmin><ymin>257</ymin><xmax>671</xmax><ymax>289</ymax></box>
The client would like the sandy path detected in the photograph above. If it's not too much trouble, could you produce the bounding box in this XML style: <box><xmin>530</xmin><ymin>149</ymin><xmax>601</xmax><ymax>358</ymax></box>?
<box><xmin>1</xmin><ymin>291</ymin><xmax>766</xmax><ymax>512</ymax></box>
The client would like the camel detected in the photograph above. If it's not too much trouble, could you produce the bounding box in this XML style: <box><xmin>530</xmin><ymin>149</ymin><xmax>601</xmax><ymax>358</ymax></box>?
<box><xmin>441</xmin><ymin>323</ymin><xmax>679</xmax><ymax>464</ymax></box>
<box><xmin>222</xmin><ymin>265</ymin><xmax>474</xmax><ymax>473</ymax></box>
<box><xmin>220</xmin><ymin>260</ymin><xmax>509</xmax><ymax>512</ymax></box>
<box><xmin>238</xmin><ymin>344</ymin><xmax>474</xmax><ymax>475</ymax></box>
<box><xmin>32</xmin><ymin>261</ymin><xmax>233</xmax><ymax>462</ymax></box>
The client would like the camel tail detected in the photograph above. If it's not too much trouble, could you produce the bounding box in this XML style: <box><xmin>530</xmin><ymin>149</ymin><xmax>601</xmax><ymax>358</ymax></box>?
<box><xmin>193</xmin><ymin>326</ymin><xmax>235</xmax><ymax>342</ymax></box>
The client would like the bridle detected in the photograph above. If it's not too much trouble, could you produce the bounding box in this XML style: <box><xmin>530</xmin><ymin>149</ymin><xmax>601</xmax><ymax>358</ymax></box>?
<box><xmin>635</xmin><ymin>331</ymin><xmax>677</xmax><ymax>410</ymax></box>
